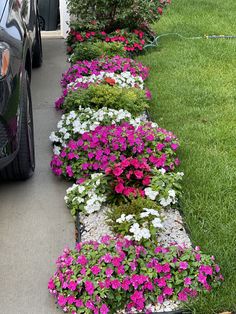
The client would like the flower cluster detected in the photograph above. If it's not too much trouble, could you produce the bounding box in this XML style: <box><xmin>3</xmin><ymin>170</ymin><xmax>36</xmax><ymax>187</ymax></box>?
<box><xmin>67</xmin><ymin>71</ymin><xmax>144</xmax><ymax>92</ymax></box>
<box><xmin>50</xmin><ymin>122</ymin><xmax>180</xmax><ymax>181</ymax></box>
<box><xmin>50</xmin><ymin>107</ymin><xmax>145</xmax><ymax>154</ymax></box>
<box><xmin>65</xmin><ymin>174</ymin><xmax>109</xmax><ymax>217</ymax></box>
<box><xmin>61</xmin><ymin>56</ymin><xmax>149</xmax><ymax>88</ymax></box>
<box><xmin>48</xmin><ymin>238</ymin><xmax>224</xmax><ymax>313</ymax></box>
<box><xmin>66</xmin><ymin>29</ymin><xmax>147</xmax><ymax>55</ymax></box>
<box><xmin>105</xmin><ymin>157</ymin><xmax>153</xmax><ymax>199</ymax></box>
<box><xmin>115</xmin><ymin>207</ymin><xmax>164</xmax><ymax>243</ymax></box>
<box><xmin>145</xmin><ymin>169</ymin><xmax>184</xmax><ymax>208</ymax></box>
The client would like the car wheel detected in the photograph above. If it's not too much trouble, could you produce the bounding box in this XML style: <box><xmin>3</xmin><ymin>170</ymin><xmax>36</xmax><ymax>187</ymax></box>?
<box><xmin>0</xmin><ymin>72</ymin><xmax>35</xmax><ymax>180</ymax></box>
<box><xmin>32</xmin><ymin>15</ymin><xmax>43</xmax><ymax>68</ymax></box>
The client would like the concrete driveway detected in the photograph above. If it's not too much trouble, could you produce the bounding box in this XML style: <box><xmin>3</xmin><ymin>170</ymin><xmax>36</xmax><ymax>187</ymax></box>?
<box><xmin>0</xmin><ymin>39</ymin><xmax>74</xmax><ymax>314</ymax></box>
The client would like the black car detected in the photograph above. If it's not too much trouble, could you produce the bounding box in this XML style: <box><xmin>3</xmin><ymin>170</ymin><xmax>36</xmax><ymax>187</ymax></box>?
<box><xmin>0</xmin><ymin>0</ymin><xmax>42</xmax><ymax>180</ymax></box>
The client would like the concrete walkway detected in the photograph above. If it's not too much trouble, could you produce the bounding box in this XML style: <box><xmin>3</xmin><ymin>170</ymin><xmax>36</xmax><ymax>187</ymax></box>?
<box><xmin>0</xmin><ymin>39</ymin><xmax>74</xmax><ymax>314</ymax></box>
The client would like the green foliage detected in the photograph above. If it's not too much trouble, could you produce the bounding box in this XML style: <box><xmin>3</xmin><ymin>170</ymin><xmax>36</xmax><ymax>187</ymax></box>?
<box><xmin>70</xmin><ymin>42</ymin><xmax>102</xmax><ymax>62</ymax></box>
<box><xmin>95</xmin><ymin>41</ymin><xmax>127</xmax><ymax>58</ymax></box>
<box><xmin>66</xmin><ymin>0</ymin><xmax>169</xmax><ymax>32</ymax></box>
<box><xmin>63</xmin><ymin>84</ymin><xmax>149</xmax><ymax>115</ymax></box>
<box><xmin>70</xmin><ymin>41</ymin><xmax>127</xmax><ymax>63</ymax></box>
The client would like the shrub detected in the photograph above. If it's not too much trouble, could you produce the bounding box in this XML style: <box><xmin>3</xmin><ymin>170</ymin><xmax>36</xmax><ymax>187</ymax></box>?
<box><xmin>61</xmin><ymin>85</ymin><xmax>149</xmax><ymax>114</ymax></box>
<box><xmin>70</xmin><ymin>41</ymin><xmax>127</xmax><ymax>63</ymax></box>
<box><xmin>66</xmin><ymin>0</ymin><xmax>170</xmax><ymax>32</ymax></box>
<box><xmin>48</xmin><ymin>237</ymin><xmax>223</xmax><ymax>313</ymax></box>
<box><xmin>50</xmin><ymin>122</ymin><xmax>179</xmax><ymax>181</ymax></box>
<box><xmin>69</xmin><ymin>42</ymin><xmax>102</xmax><ymax>62</ymax></box>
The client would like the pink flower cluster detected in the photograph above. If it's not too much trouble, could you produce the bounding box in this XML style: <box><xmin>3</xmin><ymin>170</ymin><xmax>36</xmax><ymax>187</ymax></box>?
<box><xmin>67</xmin><ymin>29</ymin><xmax>146</xmax><ymax>54</ymax></box>
<box><xmin>61</xmin><ymin>56</ymin><xmax>149</xmax><ymax>88</ymax></box>
<box><xmin>50</xmin><ymin>122</ymin><xmax>180</xmax><ymax>181</ymax></box>
<box><xmin>48</xmin><ymin>237</ymin><xmax>224</xmax><ymax>313</ymax></box>
<box><xmin>105</xmin><ymin>157</ymin><xmax>152</xmax><ymax>198</ymax></box>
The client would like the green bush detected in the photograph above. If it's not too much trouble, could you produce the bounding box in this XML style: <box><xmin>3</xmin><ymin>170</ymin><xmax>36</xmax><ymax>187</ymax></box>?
<box><xmin>70</xmin><ymin>41</ymin><xmax>127</xmax><ymax>63</ymax></box>
<box><xmin>66</xmin><ymin>0</ymin><xmax>169</xmax><ymax>32</ymax></box>
<box><xmin>105</xmin><ymin>197</ymin><xmax>159</xmax><ymax>232</ymax></box>
<box><xmin>70</xmin><ymin>42</ymin><xmax>102</xmax><ymax>62</ymax></box>
<box><xmin>63</xmin><ymin>84</ymin><xmax>149</xmax><ymax>115</ymax></box>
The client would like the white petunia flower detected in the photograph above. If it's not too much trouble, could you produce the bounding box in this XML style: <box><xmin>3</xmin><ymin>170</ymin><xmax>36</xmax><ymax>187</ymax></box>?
<box><xmin>125</xmin><ymin>215</ymin><xmax>134</xmax><ymax>221</ymax></box>
<box><xmin>53</xmin><ymin>145</ymin><xmax>61</xmax><ymax>155</ymax></box>
<box><xmin>152</xmin><ymin>218</ymin><xmax>164</xmax><ymax>229</ymax></box>
<box><xmin>144</xmin><ymin>188</ymin><xmax>159</xmax><ymax>200</ymax></box>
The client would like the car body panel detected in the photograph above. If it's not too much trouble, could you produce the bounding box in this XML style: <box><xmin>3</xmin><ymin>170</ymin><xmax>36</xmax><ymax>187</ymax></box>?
<box><xmin>0</xmin><ymin>0</ymin><xmax>38</xmax><ymax>168</ymax></box>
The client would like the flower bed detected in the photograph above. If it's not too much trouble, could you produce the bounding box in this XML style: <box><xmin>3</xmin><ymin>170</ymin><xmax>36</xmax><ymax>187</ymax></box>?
<box><xmin>50</xmin><ymin>122</ymin><xmax>179</xmax><ymax>181</ymax></box>
<box><xmin>49</xmin><ymin>107</ymin><xmax>145</xmax><ymax>154</ymax></box>
<box><xmin>48</xmin><ymin>1</ymin><xmax>224</xmax><ymax>312</ymax></box>
<box><xmin>48</xmin><ymin>238</ymin><xmax>223</xmax><ymax>314</ymax></box>
<box><xmin>61</xmin><ymin>56</ymin><xmax>149</xmax><ymax>87</ymax></box>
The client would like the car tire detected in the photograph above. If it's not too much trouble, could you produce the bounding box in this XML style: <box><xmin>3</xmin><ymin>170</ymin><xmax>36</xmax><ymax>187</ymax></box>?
<box><xmin>32</xmin><ymin>16</ymin><xmax>43</xmax><ymax>68</ymax></box>
<box><xmin>0</xmin><ymin>72</ymin><xmax>35</xmax><ymax>180</ymax></box>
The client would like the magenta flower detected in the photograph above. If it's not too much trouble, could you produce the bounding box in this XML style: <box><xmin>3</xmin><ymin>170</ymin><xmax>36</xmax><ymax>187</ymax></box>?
<box><xmin>157</xmin><ymin>294</ymin><xmax>164</xmax><ymax>304</ymax></box>
<box><xmin>200</xmin><ymin>265</ymin><xmax>213</xmax><ymax>275</ymax></box>
<box><xmin>198</xmin><ymin>273</ymin><xmax>207</xmax><ymax>284</ymax></box>
<box><xmin>179</xmin><ymin>261</ymin><xmax>188</xmax><ymax>270</ymax></box>
<box><xmin>75</xmin><ymin>299</ymin><xmax>84</xmax><ymax>307</ymax></box>
<box><xmin>178</xmin><ymin>290</ymin><xmax>188</xmax><ymax>302</ymax></box>
<box><xmin>111</xmin><ymin>279</ymin><xmax>121</xmax><ymax>289</ymax></box>
<box><xmin>157</xmin><ymin>277</ymin><xmax>167</xmax><ymax>288</ymax></box>
<box><xmin>85</xmin><ymin>281</ymin><xmax>95</xmax><ymax>295</ymax></box>
<box><xmin>105</xmin><ymin>268</ymin><xmax>114</xmax><ymax>278</ymax></box>
<box><xmin>58</xmin><ymin>295</ymin><xmax>67</xmax><ymax>307</ymax></box>
<box><xmin>77</xmin><ymin>255</ymin><xmax>88</xmax><ymax>266</ymax></box>
<box><xmin>91</xmin><ymin>265</ymin><xmax>101</xmax><ymax>275</ymax></box>
<box><xmin>163</xmin><ymin>286</ymin><xmax>174</xmax><ymax>296</ymax></box>
<box><xmin>68</xmin><ymin>280</ymin><xmax>77</xmax><ymax>291</ymax></box>
<box><xmin>100</xmin><ymin>304</ymin><xmax>109</xmax><ymax>314</ymax></box>
<box><xmin>184</xmin><ymin>277</ymin><xmax>192</xmax><ymax>286</ymax></box>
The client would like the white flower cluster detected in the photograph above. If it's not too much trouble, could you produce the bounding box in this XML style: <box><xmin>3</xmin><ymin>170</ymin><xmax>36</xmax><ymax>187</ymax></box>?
<box><xmin>115</xmin><ymin>208</ymin><xmax>164</xmax><ymax>242</ymax></box>
<box><xmin>65</xmin><ymin>173</ymin><xmax>107</xmax><ymax>215</ymax></box>
<box><xmin>49</xmin><ymin>107</ymin><xmax>145</xmax><ymax>154</ymax></box>
<box><xmin>144</xmin><ymin>187</ymin><xmax>159</xmax><ymax>201</ymax></box>
<box><xmin>144</xmin><ymin>169</ymin><xmax>184</xmax><ymax>208</ymax></box>
<box><xmin>67</xmin><ymin>71</ymin><xmax>144</xmax><ymax>91</ymax></box>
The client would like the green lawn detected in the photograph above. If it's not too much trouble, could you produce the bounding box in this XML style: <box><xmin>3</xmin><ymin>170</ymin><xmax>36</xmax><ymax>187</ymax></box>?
<box><xmin>139</xmin><ymin>0</ymin><xmax>236</xmax><ymax>313</ymax></box>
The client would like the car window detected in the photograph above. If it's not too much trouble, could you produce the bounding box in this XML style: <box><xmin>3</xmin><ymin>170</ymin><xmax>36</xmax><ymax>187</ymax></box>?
<box><xmin>0</xmin><ymin>0</ymin><xmax>7</xmax><ymax>22</ymax></box>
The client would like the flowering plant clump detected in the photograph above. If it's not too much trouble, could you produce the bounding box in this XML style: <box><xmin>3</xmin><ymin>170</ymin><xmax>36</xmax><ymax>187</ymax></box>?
<box><xmin>55</xmin><ymin>71</ymin><xmax>148</xmax><ymax>110</ymax></box>
<box><xmin>64</xmin><ymin>173</ymin><xmax>109</xmax><ymax>217</ymax></box>
<box><xmin>56</xmin><ymin>85</ymin><xmax>149</xmax><ymax>114</ymax></box>
<box><xmin>50</xmin><ymin>122</ymin><xmax>180</xmax><ymax>181</ymax></box>
<box><xmin>109</xmin><ymin>207</ymin><xmax>164</xmax><ymax>244</ymax></box>
<box><xmin>50</xmin><ymin>107</ymin><xmax>145</xmax><ymax>155</ymax></box>
<box><xmin>67</xmin><ymin>29</ymin><xmax>147</xmax><ymax>55</ymax></box>
<box><xmin>66</xmin><ymin>71</ymin><xmax>145</xmax><ymax>92</ymax></box>
<box><xmin>48</xmin><ymin>237</ymin><xmax>224</xmax><ymax>313</ymax></box>
<box><xmin>105</xmin><ymin>157</ymin><xmax>153</xmax><ymax>199</ymax></box>
<box><xmin>145</xmin><ymin>169</ymin><xmax>184</xmax><ymax>208</ymax></box>
<box><xmin>69</xmin><ymin>41</ymin><xmax>127</xmax><ymax>63</ymax></box>
<box><xmin>61</xmin><ymin>56</ymin><xmax>149</xmax><ymax>88</ymax></box>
